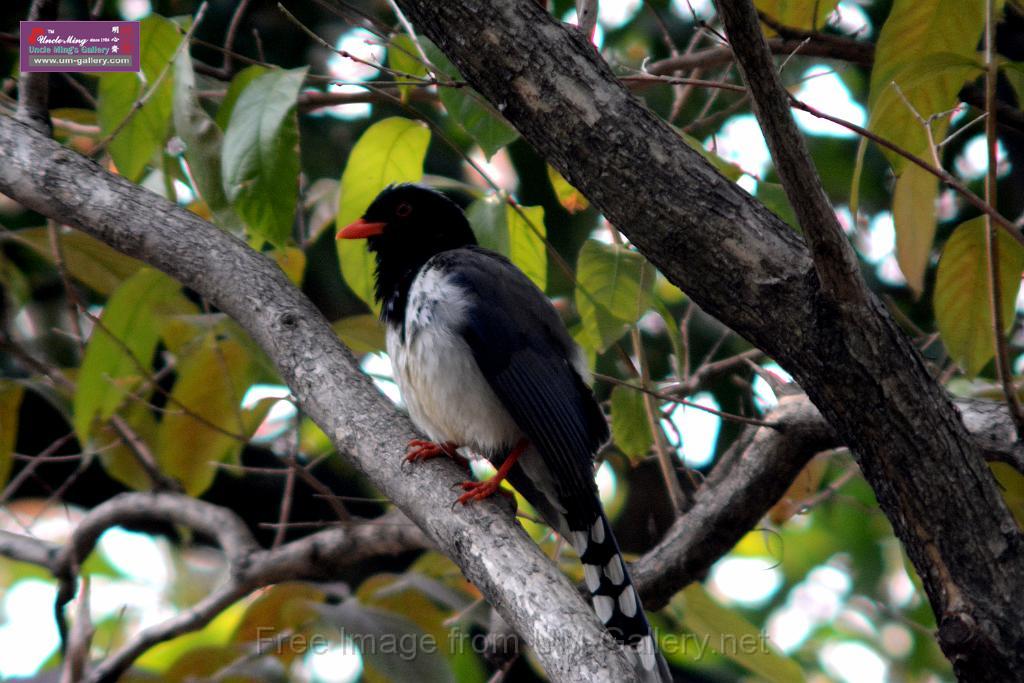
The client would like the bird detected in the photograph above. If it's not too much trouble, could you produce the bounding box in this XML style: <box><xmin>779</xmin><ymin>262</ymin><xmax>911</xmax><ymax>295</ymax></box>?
<box><xmin>338</xmin><ymin>184</ymin><xmax>671</xmax><ymax>682</ymax></box>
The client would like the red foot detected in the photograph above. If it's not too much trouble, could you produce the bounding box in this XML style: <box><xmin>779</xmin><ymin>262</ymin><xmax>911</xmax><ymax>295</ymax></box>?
<box><xmin>405</xmin><ymin>439</ymin><xmax>469</xmax><ymax>469</ymax></box>
<box><xmin>454</xmin><ymin>438</ymin><xmax>528</xmax><ymax>506</ymax></box>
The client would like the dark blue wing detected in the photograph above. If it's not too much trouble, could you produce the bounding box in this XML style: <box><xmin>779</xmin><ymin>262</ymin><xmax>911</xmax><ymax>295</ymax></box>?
<box><xmin>436</xmin><ymin>246</ymin><xmax>608</xmax><ymax>523</ymax></box>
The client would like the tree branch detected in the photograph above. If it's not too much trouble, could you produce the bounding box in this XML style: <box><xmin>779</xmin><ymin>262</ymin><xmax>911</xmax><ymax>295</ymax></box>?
<box><xmin>717</xmin><ymin>0</ymin><xmax>864</xmax><ymax>303</ymax></box>
<box><xmin>0</xmin><ymin>113</ymin><xmax>638</xmax><ymax>683</ymax></box>
<box><xmin>16</xmin><ymin>0</ymin><xmax>59</xmax><ymax>135</ymax></box>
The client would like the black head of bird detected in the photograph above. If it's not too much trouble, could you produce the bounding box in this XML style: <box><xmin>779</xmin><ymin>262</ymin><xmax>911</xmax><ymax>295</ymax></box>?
<box><xmin>338</xmin><ymin>184</ymin><xmax>477</xmax><ymax>312</ymax></box>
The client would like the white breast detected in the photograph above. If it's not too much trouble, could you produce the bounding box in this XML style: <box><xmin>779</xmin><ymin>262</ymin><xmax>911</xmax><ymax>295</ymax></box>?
<box><xmin>387</xmin><ymin>266</ymin><xmax>523</xmax><ymax>455</ymax></box>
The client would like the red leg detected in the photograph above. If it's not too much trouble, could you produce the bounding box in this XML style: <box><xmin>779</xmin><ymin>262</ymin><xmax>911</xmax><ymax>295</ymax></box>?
<box><xmin>456</xmin><ymin>439</ymin><xmax>529</xmax><ymax>505</ymax></box>
<box><xmin>405</xmin><ymin>439</ymin><xmax>469</xmax><ymax>469</ymax></box>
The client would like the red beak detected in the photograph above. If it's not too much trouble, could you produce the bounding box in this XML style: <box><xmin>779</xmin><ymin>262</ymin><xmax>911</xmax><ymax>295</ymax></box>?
<box><xmin>337</xmin><ymin>218</ymin><xmax>387</xmax><ymax>239</ymax></box>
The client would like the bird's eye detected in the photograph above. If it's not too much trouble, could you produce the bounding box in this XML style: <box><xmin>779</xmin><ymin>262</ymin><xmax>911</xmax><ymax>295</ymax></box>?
<box><xmin>396</xmin><ymin>202</ymin><xmax>413</xmax><ymax>218</ymax></box>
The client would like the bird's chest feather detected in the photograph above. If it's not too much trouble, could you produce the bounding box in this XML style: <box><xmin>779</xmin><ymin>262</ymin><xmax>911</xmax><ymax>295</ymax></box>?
<box><xmin>386</xmin><ymin>266</ymin><xmax>521</xmax><ymax>454</ymax></box>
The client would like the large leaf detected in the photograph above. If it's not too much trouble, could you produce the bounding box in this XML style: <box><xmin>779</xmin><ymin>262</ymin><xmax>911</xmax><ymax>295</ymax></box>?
<box><xmin>73</xmin><ymin>268</ymin><xmax>182</xmax><ymax>446</ymax></box>
<box><xmin>173</xmin><ymin>49</ymin><xmax>242</xmax><ymax>234</ymax></box>
<box><xmin>893</xmin><ymin>164</ymin><xmax>938</xmax><ymax>297</ymax></box>
<box><xmin>672</xmin><ymin>584</ymin><xmax>805</xmax><ymax>683</ymax></box>
<box><xmin>754</xmin><ymin>0</ymin><xmax>840</xmax><ymax>30</ymax></box>
<box><xmin>424</xmin><ymin>40</ymin><xmax>518</xmax><ymax>159</ymax></box>
<box><xmin>934</xmin><ymin>217</ymin><xmax>1024</xmax><ymax>377</ymax></box>
<box><xmin>14</xmin><ymin>227</ymin><xmax>143</xmax><ymax>296</ymax></box>
<box><xmin>336</xmin><ymin>117</ymin><xmax>431</xmax><ymax>312</ymax></box>
<box><xmin>215</xmin><ymin>65</ymin><xmax>269</xmax><ymax>131</ymax></box>
<box><xmin>574</xmin><ymin>240</ymin><xmax>655</xmax><ymax>353</ymax></box>
<box><xmin>466</xmin><ymin>194</ymin><xmax>547</xmax><ymax>292</ymax></box>
<box><xmin>97</xmin><ymin>15</ymin><xmax>182</xmax><ymax>181</ymax></box>
<box><xmin>0</xmin><ymin>381</ymin><xmax>24</xmax><ymax>489</ymax></box>
<box><xmin>221</xmin><ymin>67</ymin><xmax>307</xmax><ymax>247</ymax></box>
<box><xmin>155</xmin><ymin>337</ymin><xmax>253</xmax><ymax>496</ymax></box>
<box><xmin>868</xmin><ymin>0</ymin><xmax>986</xmax><ymax>168</ymax></box>
<box><xmin>610</xmin><ymin>384</ymin><xmax>653</xmax><ymax>459</ymax></box>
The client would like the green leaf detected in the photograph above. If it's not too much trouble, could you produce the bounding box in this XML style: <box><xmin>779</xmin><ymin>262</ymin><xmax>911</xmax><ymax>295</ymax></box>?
<box><xmin>271</xmin><ymin>246</ymin><xmax>306</xmax><ymax>285</ymax></box>
<box><xmin>173</xmin><ymin>49</ymin><xmax>243</xmax><ymax>234</ymax></box>
<box><xmin>547</xmin><ymin>165</ymin><xmax>589</xmax><ymax>214</ymax></box>
<box><xmin>333</xmin><ymin>314</ymin><xmax>386</xmax><ymax>354</ymax></box>
<box><xmin>315</xmin><ymin>599</ymin><xmax>456</xmax><ymax>683</ymax></box>
<box><xmin>97</xmin><ymin>15</ymin><xmax>182</xmax><ymax>181</ymax></box>
<box><xmin>610</xmin><ymin>384</ymin><xmax>652</xmax><ymax>458</ymax></box>
<box><xmin>155</xmin><ymin>337</ymin><xmax>252</xmax><ymax>496</ymax></box>
<box><xmin>679</xmin><ymin>131</ymin><xmax>744</xmax><ymax>182</ymax></box>
<box><xmin>95</xmin><ymin>398</ymin><xmax>159</xmax><ymax>491</ymax></box>
<box><xmin>868</xmin><ymin>0</ymin><xmax>986</xmax><ymax>168</ymax></box>
<box><xmin>74</xmin><ymin>268</ymin><xmax>182</xmax><ymax>446</ymax></box>
<box><xmin>1003</xmin><ymin>61</ymin><xmax>1024</xmax><ymax>108</ymax></box>
<box><xmin>221</xmin><ymin>66</ymin><xmax>307</xmax><ymax>247</ymax></box>
<box><xmin>934</xmin><ymin>217</ymin><xmax>1024</xmax><ymax>377</ymax></box>
<box><xmin>467</xmin><ymin>195</ymin><xmax>548</xmax><ymax>292</ymax></box>
<box><xmin>893</xmin><ymin>164</ymin><xmax>938</xmax><ymax>297</ymax></box>
<box><xmin>388</xmin><ymin>35</ymin><xmax>430</xmax><ymax>101</ymax></box>
<box><xmin>215</xmin><ymin>65</ymin><xmax>269</xmax><ymax>131</ymax></box>
<box><xmin>424</xmin><ymin>40</ymin><xmax>518</xmax><ymax>159</ymax></box>
<box><xmin>754</xmin><ymin>0</ymin><xmax>839</xmax><ymax>31</ymax></box>
<box><xmin>574</xmin><ymin>240</ymin><xmax>656</xmax><ymax>353</ymax></box>
<box><xmin>672</xmin><ymin>584</ymin><xmax>805</xmax><ymax>683</ymax></box>
<box><xmin>14</xmin><ymin>228</ymin><xmax>143</xmax><ymax>296</ymax></box>
<box><xmin>0</xmin><ymin>381</ymin><xmax>24</xmax><ymax>489</ymax></box>
<box><xmin>756</xmin><ymin>182</ymin><xmax>799</xmax><ymax>231</ymax></box>
<box><xmin>336</xmin><ymin>117</ymin><xmax>431</xmax><ymax>312</ymax></box>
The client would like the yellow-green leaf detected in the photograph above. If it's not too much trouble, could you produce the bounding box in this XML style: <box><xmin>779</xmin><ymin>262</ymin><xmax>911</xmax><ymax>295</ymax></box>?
<box><xmin>868</xmin><ymin>0</ymin><xmax>986</xmax><ymax>168</ymax></box>
<box><xmin>74</xmin><ymin>268</ymin><xmax>182</xmax><ymax>446</ymax></box>
<box><xmin>97</xmin><ymin>15</ymin><xmax>182</xmax><ymax>181</ymax></box>
<box><xmin>388</xmin><ymin>35</ymin><xmax>430</xmax><ymax>101</ymax></box>
<box><xmin>575</xmin><ymin>240</ymin><xmax>655</xmax><ymax>353</ymax></box>
<box><xmin>934</xmin><ymin>217</ymin><xmax>1024</xmax><ymax>377</ymax></box>
<box><xmin>893</xmin><ymin>164</ymin><xmax>938</xmax><ymax>297</ymax></box>
<box><xmin>610</xmin><ymin>384</ymin><xmax>652</xmax><ymax>458</ymax></box>
<box><xmin>336</xmin><ymin>117</ymin><xmax>431</xmax><ymax>312</ymax></box>
<box><xmin>155</xmin><ymin>337</ymin><xmax>252</xmax><ymax>495</ymax></box>
<box><xmin>673</xmin><ymin>584</ymin><xmax>805</xmax><ymax>683</ymax></box>
<box><xmin>15</xmin><ymin>228</ymin><xmax>144</xmax><ymax>296</ymax></box>
<box><xmin>0</xmin><ymin>381</ymin><xmax>24</xmax><ymax>488</ymax></box>
<box><xmin>95</xmin><ymin>398</ymin><xmax>159</xmax><ymax>491</ymax></box>
<box><xmin>467</xmin><ymin>195</ymin><xmax>548</xmax><ymax>292</ymax></box>
<box><xmin>333</xmin><ymin>314</ymin><xmax>387</xmax><ymax>354</ymax></box>
<box><xmin>755</xmin><ymin>0</ymin><xmax>839</xmax><ymax>31</ymax></box>
<box><xmin>272</xmin><ymin>246</ymin><xmax>306</xmax><ymax>285</ymax></box>
<box><xmin>221</xmin><ymin>67</ymin><xmax>308</xmax><ymax>247</ymax></box>
<box><xmin>547</xmin><ymin>165</ymin><xmax>589</xmax><ymax>214</ymax></box>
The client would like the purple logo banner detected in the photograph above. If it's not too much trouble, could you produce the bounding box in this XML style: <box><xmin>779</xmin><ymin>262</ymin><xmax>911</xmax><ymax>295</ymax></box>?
<box><xmin>20</xmin><ymin>21</ymin><xmax>141</xmax><ymax>73</ymax></box>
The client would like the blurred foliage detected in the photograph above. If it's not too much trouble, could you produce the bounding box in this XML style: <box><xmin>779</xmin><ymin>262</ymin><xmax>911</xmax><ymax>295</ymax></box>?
<box><xmin>1</xmin><ymin>0</ymin><xmax>1023</xmax><ymax>681</ymax></box>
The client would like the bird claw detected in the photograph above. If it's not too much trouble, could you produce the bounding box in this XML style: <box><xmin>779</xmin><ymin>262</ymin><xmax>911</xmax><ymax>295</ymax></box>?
<box><xmin>453</xmin><ymin>478</ymin><xmax>514</xmax><ymax>507</ymax></box>
<box><xmin>403</xmin><ymin>439</ymin><xmax>468</xmax><ymax>472</ymax></box>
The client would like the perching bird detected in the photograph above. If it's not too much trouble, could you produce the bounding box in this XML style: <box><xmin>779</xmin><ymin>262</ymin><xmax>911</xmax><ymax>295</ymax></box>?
<box><xmin>338</xmin><ymin>184</ymin><xmax>671</xmax><ymax>682</ymax></box>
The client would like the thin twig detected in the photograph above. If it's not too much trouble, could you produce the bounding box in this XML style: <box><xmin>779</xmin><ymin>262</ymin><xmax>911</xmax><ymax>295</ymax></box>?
<box><xmin>982</xmin><ymin>0</ymin><xmax>1024</xmax><ymax>438</ymax></box>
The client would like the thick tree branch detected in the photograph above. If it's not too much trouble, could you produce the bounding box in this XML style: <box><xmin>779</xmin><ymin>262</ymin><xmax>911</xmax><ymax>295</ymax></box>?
<box><xmin>385</xmin><ymin>2</ymin><xmax>1024</xmax><ymax>680</ymax></box>
<box><xmin>0</xmin><ymin>113</ymin><xmax>637</xmax><ymax>683</ymax></box>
